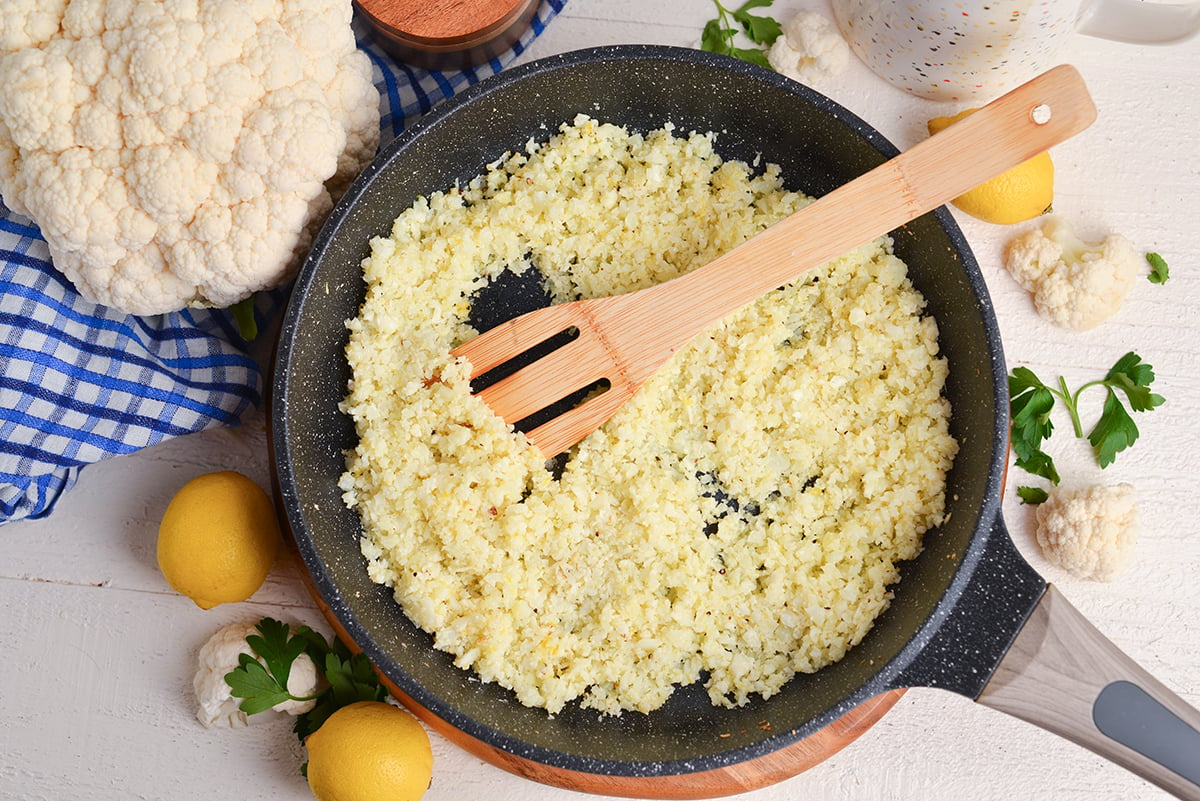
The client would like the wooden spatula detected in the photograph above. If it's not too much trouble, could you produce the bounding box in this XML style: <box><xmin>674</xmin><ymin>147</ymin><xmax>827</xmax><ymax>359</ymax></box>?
<box><xmin>451</xmin><ymin>65</ymin><xmax>1096</xmax><ymax>457</ymax></box>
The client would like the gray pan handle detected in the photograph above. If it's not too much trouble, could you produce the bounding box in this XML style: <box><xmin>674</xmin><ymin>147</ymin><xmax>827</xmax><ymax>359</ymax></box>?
<box><xmin>977</xmin><ymin>584</ymin><xmax>1200</xmax><ymax>799</ymax></box>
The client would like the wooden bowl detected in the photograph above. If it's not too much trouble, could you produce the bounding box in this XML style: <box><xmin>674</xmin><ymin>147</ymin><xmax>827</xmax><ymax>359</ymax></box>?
<box><xmin>354</xmin><ymin>0</ymin><xmax>540</xmax><ymax>70</ymax></box>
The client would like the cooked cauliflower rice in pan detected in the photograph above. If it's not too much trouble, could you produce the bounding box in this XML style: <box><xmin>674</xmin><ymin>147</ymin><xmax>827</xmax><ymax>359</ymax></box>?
<box><xmin>339</xmin><ymin>114</ymin><xmax>958</xmax><ymax>715</ymax></box>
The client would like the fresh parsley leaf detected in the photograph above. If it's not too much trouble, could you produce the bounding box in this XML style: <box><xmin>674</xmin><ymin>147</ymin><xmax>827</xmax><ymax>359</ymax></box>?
<box><xmin>1104</xmin><ymin>352</ymin><xmax>1165</xmax><ymax>412</ymax></box>
<box><xmin>1010</xmin><ymin>383</ymin><xmax>1055</xmax><ymax>453</ymax></box>
<box><xmin>1108</xmin><ymin>351</ymin><xmax>1152</xmax><ymax>386</ymax></box>
<box><xmin>732</xmin><ymin>0</ymin><xmax>782</xmax><ymax>45</ymax></box>
<box><xmin>1146</xmin><ymin>252</ymin><xmax>1170</xmax><ymax>284</ymax></box>
<box><xmin>225</xmin><ymin>619</ymin><xmax>325</xmax><ymax>716</ymax></box>
<box><xmin>293</xmin><ymin>641</ymin><xmax>387</xmax><ymax>741</ymax></box>
<box><xmin>730</xmin><ymin>46</ymin><xmax>773</xmax><ymax>68</ymax></box>
<box><xmin>1015</xmin><ymin>449</ymin><xmax>1060</xmax><ymax>485</ymax></box>
<box><xmin>1017</xmin><ymin>486</ymin><xmax>1049</xmax><ymax>505</ymax></box>
<box><xmin>1081</xmin><ymin>352</ymin><xmax>1165</xmax><ymax>466</ymax></box>
<box><xmin>1007</xmin><ymin>365</ymin><xmax>1045</xmax><ymax>395</ymax></box>
<box><xmin>700</xmin><ymin>18</ymin><xmax>735</xmax><ymax>54</ymax></box>
<box><xmin>245</xmin><ymin>617</ymin><xmax>309</xmax><ymax>691</ymax></box>
<box><xmin>1088</xmin><ymin>390</ymin><xmax>1139</xmax><ymax>468</ymax></box>
<box><xmin>1008</xmin><ymin>366</ymin><xmax>1056</xmax><ymax>471</ymax></box>
<box><xmin>225</xmin><ymin>653</ymin><xmax>295</xmax><ymax>715</ymax></box>
<box><xmin>700</xmin><ymin>0</ymin><xmax>781</xmax><ymax>66</ymax></box>
<box><xmin>296</xmin><ymin>625</ymin><xmax>334</xmax><ymax>664</ymax></box>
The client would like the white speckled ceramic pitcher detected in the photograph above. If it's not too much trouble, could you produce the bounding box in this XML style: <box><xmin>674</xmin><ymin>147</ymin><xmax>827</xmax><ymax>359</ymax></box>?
<box><xmin>832</xmin><ymin>0</ymin><xmax>1200</xmax><ymax>100</ymax></box>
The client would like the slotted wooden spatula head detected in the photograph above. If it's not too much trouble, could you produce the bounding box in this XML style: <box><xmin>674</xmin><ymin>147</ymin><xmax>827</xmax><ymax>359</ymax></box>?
<box><xmin>451</xmin><ymin>65</ymin><xmax>1096</xmax><ymax>457</ymax></box>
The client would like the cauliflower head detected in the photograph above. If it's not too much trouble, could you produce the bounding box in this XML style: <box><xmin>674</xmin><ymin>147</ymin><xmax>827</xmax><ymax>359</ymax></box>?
<box><xmin>194</xmin><ymin>620</ymin><xmax>325</xmax><ymax>728</ymax></box>
<box><xmin>1004</xmin><ymin>217</ymin><xmax>1140</xmax><ymax>331</ymax></box>
<box><xmin>1035</xmin><ymin>483</ymin><xmax>1138</xmax><ymax>581</ymax></box>
<box><xmin>767</xmin><ymin>10</ymin><xmax>850</xmax><ymax>85</ymax></box>
<box><xmin>0</xmin><ymin>0</ymin><xmax>380</xmax><ymax>315</ymax></box>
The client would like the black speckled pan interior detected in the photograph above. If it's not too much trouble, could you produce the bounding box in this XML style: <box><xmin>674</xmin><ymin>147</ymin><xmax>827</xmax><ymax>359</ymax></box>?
<box><xmin>271</xmin><ymin>45</ymin><xmax>1046</xmax><ymax>780</ymax></box>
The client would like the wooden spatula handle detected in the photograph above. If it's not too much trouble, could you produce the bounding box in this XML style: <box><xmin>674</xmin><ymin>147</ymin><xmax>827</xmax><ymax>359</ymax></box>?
<box><xmin>454</xmin><ymin>66</ymin><xmax>1096</xmax><ymax>458</ymax></box>
<box><xmin>636</xmin><ymin>64</ymin><xmax>1096</xmax><ymax>349</ymax></box>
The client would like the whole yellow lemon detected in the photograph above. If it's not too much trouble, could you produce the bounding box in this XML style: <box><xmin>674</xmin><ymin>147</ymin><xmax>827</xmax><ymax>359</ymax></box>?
<box><xmin>156</xmin><ymin>471</ymin><xmax>281</xmax><ymax>609</ymax></box>
<box><xmin>927</xmin><ymin>108</ymin><xmax>1054</xmax><ymax>225</ymax></box>
<box><xmin>305</xmin><ymin>701</ymin><xmax>433</xmax><ymax>801</ymax></box>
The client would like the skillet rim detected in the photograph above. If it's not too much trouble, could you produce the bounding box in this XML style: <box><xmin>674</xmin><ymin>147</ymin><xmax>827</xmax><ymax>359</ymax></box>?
<box><xmin>271</xmin><ymin>43</ymin><xmax>1011</xmax><ymax>777</ymax></box>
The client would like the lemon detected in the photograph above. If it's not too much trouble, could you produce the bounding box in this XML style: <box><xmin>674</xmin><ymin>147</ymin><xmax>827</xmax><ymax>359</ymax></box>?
<box><xmin>927</xmin><ymin>108</ymin><xmax>1054</xmax><ymax>224</ymax></box>
<box><xmin>156</xmin><ymin>470</ymin><xmax>281</xmax><ymax>609</ymax></box>
<box><xmin>306</xmin><ymin>701</ymin><xmax>433</xmax><ymax>801</ymax></box>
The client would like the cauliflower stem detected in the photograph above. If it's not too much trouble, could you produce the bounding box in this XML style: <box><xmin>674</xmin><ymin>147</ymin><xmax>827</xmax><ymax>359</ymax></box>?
<box><xmin>228</xmin><ymin>295</ymin><xmax>259</xmax><ymax>341</ymax></box>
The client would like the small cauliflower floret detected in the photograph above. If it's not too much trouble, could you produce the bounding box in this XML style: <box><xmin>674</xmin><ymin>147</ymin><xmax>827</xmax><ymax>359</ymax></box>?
<box><xmin>1004</xmin><ymin>217</ymin><xmax>1140</xmax><ymax>331</ymax></box>
<box><xmin>0</xmin><ymin>0</ymin><xmax>380</xmax><ymax>315</ymax></box>
<box><xmin>1035</xmin><ymin>483</ymin><xmax>1138</xmax><ymax>581</ymax></box>
<box><xmin>767</xmin><ymin>10</ymin><xmax>850</xmax><ymax>85</ymax></box>
<box><xmin>194</xmin><ymin>621</ymin><xmax>325</xmax><ymax>728</ymax></box>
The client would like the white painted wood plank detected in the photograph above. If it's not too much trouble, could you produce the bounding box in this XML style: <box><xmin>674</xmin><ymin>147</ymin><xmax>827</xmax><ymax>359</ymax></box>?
<box><xmin>2</xmin><ymin>1</ymin><xmax>1198</xmax><ymax>800</ymax></box>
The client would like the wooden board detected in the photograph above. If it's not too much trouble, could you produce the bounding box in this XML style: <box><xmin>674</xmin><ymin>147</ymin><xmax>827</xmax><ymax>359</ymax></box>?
<box><xmin>286</xmin><ymin>527</ymin><xmax>904</xmax><ymax>799</ymax></box>
<box><xmin>354</xmin><ymin>0</ymin><xmax>539</xmax><ymax>70</ymax></box>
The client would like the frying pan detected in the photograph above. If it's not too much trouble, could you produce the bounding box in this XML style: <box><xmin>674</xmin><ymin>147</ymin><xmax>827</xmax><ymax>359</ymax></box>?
<box><xmin>270</xmin><ymin>46</ymin><xmax>1200</xmax><ymax>799</ymax></box>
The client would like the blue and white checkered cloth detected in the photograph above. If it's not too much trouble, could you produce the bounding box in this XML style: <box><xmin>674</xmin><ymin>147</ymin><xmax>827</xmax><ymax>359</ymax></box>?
<box><xmin>0</xmin><ymin>1</ymin><xmax>566</xmax><ymax>525</ymax></box>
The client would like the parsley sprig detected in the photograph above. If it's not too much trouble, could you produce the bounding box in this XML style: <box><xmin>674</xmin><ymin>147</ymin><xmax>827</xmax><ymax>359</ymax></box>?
<box><xmin>1008</xmin><ymin>352</ymin><xmax>1165</xmax><ymax>499</ymax></box>
<box><xmin>700</xmin><ymin>0</ymin><xmax>782</xmax><ymax>68</ymax></box>
<box><xmin>225</xmin><ymin>618</ymin><xmax>387</xmax><ymax>742</ymax></box>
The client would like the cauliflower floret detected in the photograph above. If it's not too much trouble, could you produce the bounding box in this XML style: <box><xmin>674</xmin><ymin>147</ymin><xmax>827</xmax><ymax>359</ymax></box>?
<box><xmin>0</xmin><ymin>0</ymin><xmax>70</xmax><ymax>51</ymax></box>
<box><xmin>767</xmin><ymin>10</ymin><xmax>850</xmax><ymax>85</ymax></box>
<box><xmin>1004</xmin><ymin>217</ymin><xmax>1141</xmax><ymax>331</ymax></box>
<box><xmin>0</xmin><ymin>0</ymin><xmax>380</xmax><ymax>315</ymax></box>
<box><xmin>1035</xmin><ymin>483</ymin><xmax>1138</xmax><ymax>581</ymax></box>
<box><xmin>194</xmin><ymin>621</ymin><xmax>325</xmax><ymax>728</ymax></box>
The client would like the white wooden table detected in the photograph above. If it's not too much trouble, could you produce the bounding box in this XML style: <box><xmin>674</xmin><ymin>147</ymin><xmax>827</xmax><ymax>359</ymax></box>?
<box><xmin>2</xmin><ymin>2</ymin><xmax>1197</xmax><ymax>799</ymax></box>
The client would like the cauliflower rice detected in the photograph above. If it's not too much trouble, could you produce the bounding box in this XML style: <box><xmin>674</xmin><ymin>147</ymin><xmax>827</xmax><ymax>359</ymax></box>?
<box><xmin>340</xmin><ymin>115</ymin><xmax>958</xmax><ymax>715</ymax></box>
